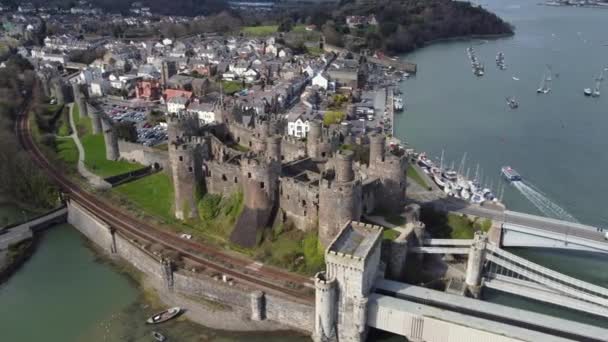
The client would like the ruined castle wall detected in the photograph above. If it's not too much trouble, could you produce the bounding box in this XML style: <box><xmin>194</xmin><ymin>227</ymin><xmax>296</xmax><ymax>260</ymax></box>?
<box><xmin>282</xmin><ymin>137</ymin><xmax>306</xmax><ymax>162</ymax></box>
<box><xmin>118</xmin><ymin>140</ymin><xmax>169</xmax><ymax>170</ymax></box>
<box><xmin>206</xmin><ymin>161</ymin><xmax>241</xmax><ymax>196</ymax></box>
<box><xmin>229</xmin><ymin>124</ymin><xmax>265</xmax><ymax>154</ymax></box>
<box><xmin>279</xmin><ymin>177</ymin><xmax>319</xmax><ymax>232</ymax></box>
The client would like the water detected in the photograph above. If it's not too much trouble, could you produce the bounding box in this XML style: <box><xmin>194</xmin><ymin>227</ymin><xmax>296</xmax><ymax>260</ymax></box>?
<box><xmin>512</xmin><ymin>180</ymin><xmax>578</xmax><ymax>222</ymax></box>
<box><xmin>397</xmin><ymin>0</ymin><xmax>608</xmax><ymax>227</ymax></box>
<box><xmin>396</xmin><ymin>0</ymin><xmax>608</xmax><ymax>327</ymax></box>
<box><xmin>0</xmin><ymin>223</ymin><xmax>309</xmax><ymax>342</ymax></box>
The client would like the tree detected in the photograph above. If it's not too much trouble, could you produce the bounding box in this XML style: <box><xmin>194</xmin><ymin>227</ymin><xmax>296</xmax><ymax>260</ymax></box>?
<box><xmin>115</xmin><ymin>121</ymin><xmax>138</xmax><ymax>142</ymax></box>
<box><xmin>323</xmin><ymin>111</ymin><xmax>346</xmax><ymax>126</ymax></box>
<box><xmin>278</xmin><ymin>17</ymin><xmax>294</xmax><ymax>33</ymax></box>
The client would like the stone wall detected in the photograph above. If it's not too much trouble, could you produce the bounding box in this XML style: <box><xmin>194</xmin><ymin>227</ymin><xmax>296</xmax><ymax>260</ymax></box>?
<box><xmin>278</xmin><ymin>177</ymin><xmax>319</xmax><ymax>232</ymax></box>
<box><xmin>66</xmin><ymin>200</ymin><xmax>314</xmax><ymax>333</ymax></box>
<box><xmin>282</xmin><ymin>137</ymin><xmax>307</xmax><ymax>162</ymax></box>
<box><xmin>118</xmin><ymin>140</ymin><xmax>169</xmax><ymax>170</ymax></box>
<box><xmin>206</xmin><ymin>160</ymin><xmax>241</xmax><ymax>195</ymax></box>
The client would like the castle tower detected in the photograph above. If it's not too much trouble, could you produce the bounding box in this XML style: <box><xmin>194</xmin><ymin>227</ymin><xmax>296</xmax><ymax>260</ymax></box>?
<box><xmin>101</xmin><ymin>118</ymin><xmax>119</xmax><ymax>161</ymax></box>
<box><xmin>378</xmin><ymin>154</ymin><xmax>407</xmax><ymax>213</ymax></box>
<box><xmin>367</xmin><ymin>134</ymin><xmax>407</xmax><ymax>214</ymax></box>
<box><xmin>313</xmin><ymin>272</ymin><xmax>337</xmax><ymax>342</ymax></box>
<box><xmin>318</xmin><ymin>151</ymin><xmax>362</xmax><ymax>246</ymax></box>
<box><xmin>335</xmin><ymin>150</ymin><xmax>355</xmax><ymax>183</ymax></box>
<box><xmin>369</xmin><ymin>133</ymin><xmax>385</xmax><ymax>163</ymax></box>
<box><xmin>266</xmin><ymin>135</ymin><xmax>282</xmax><ymax>164</ymax></box>
<box><xmin>307</xmin><ymin>120</ymin><xmax>333</xmax><ymax>161</ymax></box>
<box><xmin>167</xmin><ymin>113</ymin><xmax>200</xmax><ymax>143</ymax></box>
<box><xmin>230</xmin><ymin>155</ymin><xmax>280</xmax><ymax>247</ymax></box>
<box><xmin>169</xmin><ymin>140</ymin><xmax>202</xmax><ymax>220</ymax></box>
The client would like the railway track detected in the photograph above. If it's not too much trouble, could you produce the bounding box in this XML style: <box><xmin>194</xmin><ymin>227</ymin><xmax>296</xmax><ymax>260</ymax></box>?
<box><xmin>16</xmin><ymin>107</ymin><xmax>314</xmax><ymax>302</ymax></box>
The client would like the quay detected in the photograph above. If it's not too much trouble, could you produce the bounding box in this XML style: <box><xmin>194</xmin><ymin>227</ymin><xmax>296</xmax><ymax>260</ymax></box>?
<box><xmin>323</xmin><ymin>44</ymin><xmax>417</xmax><ymax>74</ymax></box>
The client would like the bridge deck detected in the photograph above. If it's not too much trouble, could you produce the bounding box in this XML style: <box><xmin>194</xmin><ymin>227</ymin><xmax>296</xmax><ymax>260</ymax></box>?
<box><xmin>374</xmin><ymin>279</ymin><xmax>608</xmax><ymax>341</ymax></box>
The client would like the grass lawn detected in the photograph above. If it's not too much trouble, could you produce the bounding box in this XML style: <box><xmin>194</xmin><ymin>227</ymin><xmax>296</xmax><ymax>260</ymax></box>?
<box><xmin>383</xmin><ymin>228</ymin><xmax>401</xmax><ymax>241</ymax></box>
<box><xmin>307</xmin><ymin>46</ymin><xmax>324</xmax><ymax>56</ymax></box>
<box><xmin>114</xmin><ymin>172</ymin><xmax>174</xmax><ymax>222</ymax></box>
<box><xmin>222</xmin><ymin>80</ymin><xmax>244</xmax><ymax>95</ymax></box>
<box><xmin>81</xmin><ymin>134</ymin><xmax>142</xmax><ymax>178</ymax></box>
<box><xmin>242</xmin><ymin>25</ymin><xmax>278</xmax><ymax>36</ymax></box>
<box><xmin>407</xmin><ymin>164</ymin><xmax>429</xmax><ymax>189</ymax></box>
<box><xmin>447</xmin><ymin>213</ymin><xmax>477</xmax><ymax>239</ymax></box>
<box><xmin>255</xmin><ymin>227</ymin><xmax>325</xmax><ymax>275</ymax></box>
<box><xmin>55</xmin><ymin>138</ymin><xmax>78</xmax><ymax>167</ymax></box>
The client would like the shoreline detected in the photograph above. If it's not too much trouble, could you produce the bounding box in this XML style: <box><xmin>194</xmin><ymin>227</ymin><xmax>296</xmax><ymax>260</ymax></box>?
<box><xmin>420</xmin><ymin>32</ymin><xmax>515</xmax><ymax>49</ymax></box>
<box><xmin>79</xmin><ymin>224</ymin><xmax>307</xmax><ymax>335</ymax></box>
<box><xmin>0</xmin><ymin>237</ymin><xmax>36</xmax><ymax>285</ymax></box>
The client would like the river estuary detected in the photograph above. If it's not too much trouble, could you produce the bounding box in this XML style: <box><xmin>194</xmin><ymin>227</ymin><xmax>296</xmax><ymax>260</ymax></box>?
<box><xmin>396</xmin><ymin>0</ymin><xmax>608</xmax><ymax>328</ymax></box>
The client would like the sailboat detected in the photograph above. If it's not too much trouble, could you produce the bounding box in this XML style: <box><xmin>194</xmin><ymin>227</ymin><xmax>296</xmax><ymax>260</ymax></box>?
<box><xmin>536</xmin><ymin>65</ymin><xmax>552</xmax><ymax>94</ymax></box>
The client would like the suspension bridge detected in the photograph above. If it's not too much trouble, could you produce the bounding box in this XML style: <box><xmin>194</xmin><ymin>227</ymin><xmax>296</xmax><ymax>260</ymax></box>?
<box><xmin>413</xmin><ymin>233</ymin><xmax>608</xmax><ymax>318</ymax></box>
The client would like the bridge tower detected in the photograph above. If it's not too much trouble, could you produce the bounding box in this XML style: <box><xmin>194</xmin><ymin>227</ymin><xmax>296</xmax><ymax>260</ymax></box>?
<box><xmin>314</xmin><ymin>221</ymin><xmax>383</xmax><ymax>342</ymax></box>
<box><xmin>466</xmin><ymin>231</ymin><xmax>488</xmax><ymax>297</ymax></box>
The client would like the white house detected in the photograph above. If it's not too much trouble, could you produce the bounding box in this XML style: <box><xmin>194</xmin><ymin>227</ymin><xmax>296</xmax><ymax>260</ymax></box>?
<box><xmin>188</xmin><ymin>102</ymin><xmax>217</xmax><ymax>125</ymax></box>
<box><xmin>90</xmin><ymin>80</ymin><xmax>110</xmax><ymax>97</ymax></box>
<box><xmin>167</xmin><ymin>96</ymin><xmax>190</xmax><ymax>114</ymax></box>
<box><xmin>286</xmin><ymin>109</ymin><xmax>321</xmax><ymax>138</ymax></box>
<box><xmin>242</xmin><ymin>68</ymin><xmax>260</xmax><ymax>83</ymax></box>
<box><xmin>312</xmin><ymin>73</ymin><xmax>329</xmax><ymax>90</ymax></box>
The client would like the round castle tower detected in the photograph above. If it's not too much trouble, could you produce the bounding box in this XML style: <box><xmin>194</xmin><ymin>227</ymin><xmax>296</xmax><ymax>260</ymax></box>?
<box><xmin>101</xmin><ymin>118</ymin><xmax>119</xmax><ymax>161</ymax></box>
<box><xmin>318</xmin><ymin>150</ymin><xmax>362</xmax><ymax>247</ymax></box>
<box><xmin>369</xmin><ymin>133</ymin><xmax>385</xmax><ymax>163</ymax></box>
<box><xmin>307</xmin><ymin>120</ymin><xmax>333</xmax><ymax>161</ymax></box>
<box><xmin>169</xmin><ymin>140</ymin><xmax>202</xmax><ymax>220</ymax></box>
<box><xmin>313</xmin><ymin>272</ymin><xmax>337</xmax><ymax>342</ymax></box>
<box><xmin>265</xmin><ymin>135</ymin><xmax>282</xmax><ymax>164</ymax></box>
<box><xmin>368</xmin><ymin>133</ymin><xmax>407</xmax><ymax>214</ymax></box>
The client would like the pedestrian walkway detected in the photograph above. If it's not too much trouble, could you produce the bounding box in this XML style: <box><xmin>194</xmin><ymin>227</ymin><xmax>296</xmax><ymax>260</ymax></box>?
<box><xmin>67</xmin><ymin>103</ymin><xmax>111</xmax><ymax>190</ymax></box>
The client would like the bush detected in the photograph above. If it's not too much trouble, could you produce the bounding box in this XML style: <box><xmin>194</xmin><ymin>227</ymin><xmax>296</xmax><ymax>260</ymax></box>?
<box><xmin>198</xmin><ymin>194</ymin><xmax>222</xmax><ymax>221</ymax></box>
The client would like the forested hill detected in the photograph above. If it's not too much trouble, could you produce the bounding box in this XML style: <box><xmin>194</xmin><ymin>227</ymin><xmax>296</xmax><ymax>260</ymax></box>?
<box><xmin>320</xmin><ymin>0</ymin><xmax>514</xmax><ymax>54</ymax></box>
<box><xmin>7</xmin><ymin>0</ymin><xmax>228</xmax><ymax>16</ymax></box>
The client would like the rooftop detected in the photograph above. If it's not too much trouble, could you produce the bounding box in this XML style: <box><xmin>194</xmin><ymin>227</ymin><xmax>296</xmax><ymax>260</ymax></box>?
<box><xmin>328</xmin><ymin>222</ymin><xmax>382</xmax><ymax>259</ymax></box>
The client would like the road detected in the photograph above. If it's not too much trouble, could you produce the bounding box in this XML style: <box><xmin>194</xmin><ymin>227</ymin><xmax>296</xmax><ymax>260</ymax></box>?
<box><xmin>17</xmin><ymin>104</ymin><xmax>314</xmax><ymax>302</ymax></box>
<box><xmin>436</xmin><ymin>197</ymin><xmax>608</xmax><ymax>244</ymax></box>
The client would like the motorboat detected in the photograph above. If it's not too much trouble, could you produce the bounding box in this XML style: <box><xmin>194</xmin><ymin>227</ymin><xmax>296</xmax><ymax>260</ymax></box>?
<box><xmin>146</xmin><ymin>307</ymin><xmax>182</xmax><ymax>324</ymax></box>
<box><xmin>584</xmin><ymin>88</ymin><xmax>592</xmax><ymax>96</ymax></box>
<box><xmin>501</xmin><ymin>166</ymin><xmax>522</xmax><ymax>182</ymax></box>
<box><xmin>461</xmin><ymin>188</ymin><xmax>471</xmax><ymax>201</ymax></box>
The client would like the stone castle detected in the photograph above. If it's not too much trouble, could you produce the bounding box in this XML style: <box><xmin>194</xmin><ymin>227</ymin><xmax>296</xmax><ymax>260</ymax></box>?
<box><xmin>165</xmin><ymin>109</ymin><xmax>408</xmax><ymax>248</ymax></box>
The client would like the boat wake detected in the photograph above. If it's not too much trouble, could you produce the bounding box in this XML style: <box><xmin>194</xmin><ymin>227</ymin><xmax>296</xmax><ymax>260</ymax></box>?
<box><xmin>512</xmin><ymin>181</ymin><xmax>578</xmax><ymax>223</ymax></box>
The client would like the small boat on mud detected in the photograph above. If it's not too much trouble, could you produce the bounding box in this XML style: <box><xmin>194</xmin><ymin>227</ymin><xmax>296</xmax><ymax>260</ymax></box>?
<box><xmin>152</xmin><ymin>331</ymin><xmax>167</xmax><ymax>342</ymax></box>
<box><xmin>146</xmin><ymin>307</ymin><xmax>182</xmax><ymax>324</ymax></box>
